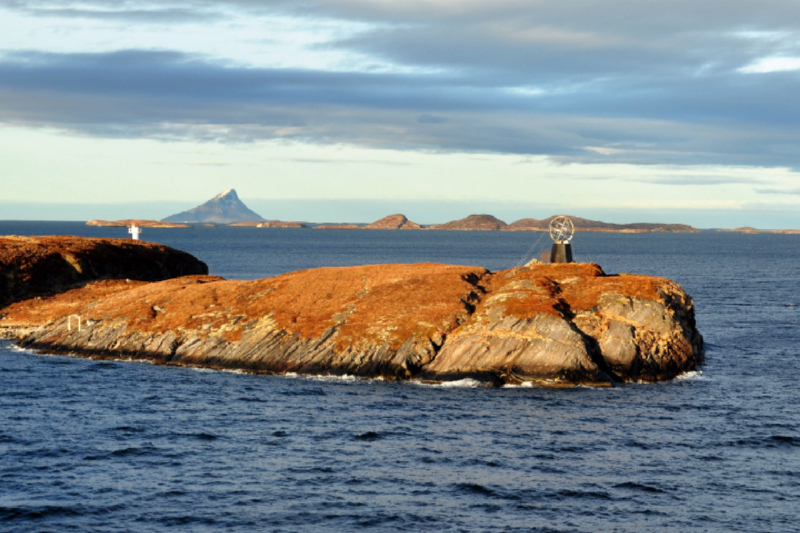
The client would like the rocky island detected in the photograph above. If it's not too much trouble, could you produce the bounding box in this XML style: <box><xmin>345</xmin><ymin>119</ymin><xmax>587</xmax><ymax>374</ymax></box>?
<box><xmin>0</xmin><ymin>237</ymin><xmax>702</xmax><ymax>387</ymax></box>
<box><xmin>365</xmin><ymin>214</ymin><xmax>422</xmax><ymax>230</ymax></box>
<box><xmin>229</xmin><ymin>221</ymin><xmax>308</xmax><ymax>228</ymax></box>
<box><xmin>430</xmin><ymin>214</ymin><xmax>508</xmax><ymax>231</ymax></box>
<box><xmin>86</xmin><ymin>220</ymin><xmax>190</xmax><ymax>228</ymax></box>
<box><xmin>162</xmin><ymin>189</ymin><xmax>264</xmax><ymax>224</ymax></box>
<box><xmin>505</xmin><ymin>216</ymin><xmax>700</xmax><ymax>233</ymax></box>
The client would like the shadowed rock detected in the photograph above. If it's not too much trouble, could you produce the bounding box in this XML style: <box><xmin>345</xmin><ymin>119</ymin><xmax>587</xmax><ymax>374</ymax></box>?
<box><xmin>0</xmin><ymin>236</ymin><xmax>208</xmax><ymax>308</ymax></box>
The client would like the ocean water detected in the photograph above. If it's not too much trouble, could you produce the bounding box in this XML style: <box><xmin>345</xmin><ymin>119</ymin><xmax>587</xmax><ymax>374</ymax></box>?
<box><xmin>1</xmin><ymin>222</ymin><xmax>799</xmax><ymax>532</ymax></box>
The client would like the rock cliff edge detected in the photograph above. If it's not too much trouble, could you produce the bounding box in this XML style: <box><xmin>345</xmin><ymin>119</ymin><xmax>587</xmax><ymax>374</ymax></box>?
<box><xmin>0</xmin><ymin>237</ymin><xmax>702</xmax><ymax>387</ymax></box>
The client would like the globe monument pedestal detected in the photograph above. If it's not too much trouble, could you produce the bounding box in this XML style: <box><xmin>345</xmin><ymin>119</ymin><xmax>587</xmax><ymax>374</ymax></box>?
<box><xmin>549</xmin><ymin>216</ymin><xmax>575</xmax><ymax>264</ymax></box>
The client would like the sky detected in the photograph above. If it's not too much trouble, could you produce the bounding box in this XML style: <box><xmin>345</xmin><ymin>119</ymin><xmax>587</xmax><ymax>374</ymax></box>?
<box><xmin>1</xmin><ymin>0</ymin><xmax>800</xmax><ymax>227</ymax></box>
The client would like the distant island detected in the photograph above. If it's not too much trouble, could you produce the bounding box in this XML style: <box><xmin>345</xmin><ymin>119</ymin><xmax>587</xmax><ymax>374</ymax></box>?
<box><xmin>306</xmin><ymin>213</ymin><xmax>701</xmax><ymax>233</ymax></box>
<box><xmin>365</xmin><ymin>214</ymin><xmax>422</xmax><ymax>229</ymax></box>
<box><xmin>84</xmin><ymin>189</ymin><xmax>799</xmax><ymax>234</ymax></box>
<box><xmin>229</xmin><ymin>221</ymin><xmax>308</xmax><ymax>228</ymax></box>
<box><xmin>162</xmin><ymin>189</ymin><xmax>264</xmax><ymax>224</ymax></box>
<box><xmin>719</xmin><ymin>227</ymin><xmax>800</xmax><ymax>235</ymax></box>
<box><xmin>430</xmin><ymin>214</ymin><xmax>507</xmax><ymax>231</ymax></box>
<box><xmin>503</xmin><ymin>215</ymin><xmax>700</xmax><ymax>233</ymax></box>
<box><xmin>86</xmin><ymin>219</ymin><xmax>189</xmax><ymax>228</ymax></box>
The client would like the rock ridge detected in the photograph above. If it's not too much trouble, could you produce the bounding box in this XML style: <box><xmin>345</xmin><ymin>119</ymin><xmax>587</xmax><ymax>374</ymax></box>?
<box><xmin>1</xmin><ymin>239</ymin><xmax>703</xmax><ymax>387</ymax></box>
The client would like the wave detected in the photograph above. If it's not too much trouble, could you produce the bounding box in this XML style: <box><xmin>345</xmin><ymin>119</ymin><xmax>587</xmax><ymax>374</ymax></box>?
<box><xmin>675</xmin><ymin>370</ymin><xmax>704</xmax><ymax>381</ymax></box>
<box><xmin>411</xmin><ymin>378</ymin><xmax>484</xmax><ymax>388</ymax></box>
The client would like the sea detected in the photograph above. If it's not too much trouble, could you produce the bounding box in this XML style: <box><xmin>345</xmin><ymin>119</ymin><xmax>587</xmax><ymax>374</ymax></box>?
<box><xmin>1</xmin><ymin>221</ymin><xmax>799</xmax><ymax>532</ymax></box>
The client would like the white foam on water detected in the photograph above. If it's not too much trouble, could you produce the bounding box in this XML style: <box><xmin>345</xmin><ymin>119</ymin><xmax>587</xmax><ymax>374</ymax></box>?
<box><xmin>306</xmin><ymin>374</ymin><xmax>361</xmax><ymax>382</ymax></box>
<box><xmin>675</xmin><ymin>370</ymin><xmax>704</xmax><ymax>381</ymax></box>
<box><xmin>117</xmin><ymin>357</ymin><xmax>158</xmax><ymax>365</ymax></box>
<box><xmin>280</xmin><ymin>372</ymin><xmax>371</xmax><ymax>383</ymax></box>
<box><xmin>412</xmin><ymin>378</ymin><xmax>484</xmax><ymax>388</ymax></box>
<box><xmin>9</xmin><ymin>344</ymin><xmax>34</xmax><ymax>354</ymax></box>
<box><xmin>501</xmin><ymin>381</ymin><xmax>535</xmax><ymax>388</ymax></box>
<box><xmin>195</xmin><ymin>367</ymin><xmax>250</xmax><ymax>375</ymax></box>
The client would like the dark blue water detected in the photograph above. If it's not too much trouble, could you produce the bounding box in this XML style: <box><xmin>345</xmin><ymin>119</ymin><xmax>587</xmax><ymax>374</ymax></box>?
<box><xmin>2</xmin><ymin>222</ymin><xmax>799</xmax><ymax>532</ymax></box>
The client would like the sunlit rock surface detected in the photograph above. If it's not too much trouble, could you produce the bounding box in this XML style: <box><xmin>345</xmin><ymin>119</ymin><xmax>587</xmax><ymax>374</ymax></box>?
<box><xmin>1</xmin><ymin>238</ymin><xmax>702</xmax><ymax>386</ymax></box>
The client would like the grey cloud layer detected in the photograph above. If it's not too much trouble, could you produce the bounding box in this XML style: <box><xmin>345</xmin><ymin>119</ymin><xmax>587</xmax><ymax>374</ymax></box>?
<box><xmin>2</xmin><ymin>1</ymin><xmax>800</xmax><ymax>167</ymax></box>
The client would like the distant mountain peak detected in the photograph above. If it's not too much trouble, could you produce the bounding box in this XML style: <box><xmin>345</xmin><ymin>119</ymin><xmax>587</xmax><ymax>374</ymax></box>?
<box><xmin>215</xmin><ymin>188</ymin><xmax>236</xmax><ymax>200</ymax></box>
<box><xmin>162</xmin><ymin>189</ymin><xmax>264</xmax><ymax>224</ymax></box>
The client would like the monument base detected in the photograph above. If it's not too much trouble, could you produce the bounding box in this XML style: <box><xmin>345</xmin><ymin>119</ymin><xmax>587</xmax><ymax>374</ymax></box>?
<box><xmin>550</xmin><ymin>243</ymin><xmax>573</xmax><ymax>264</ymax></box>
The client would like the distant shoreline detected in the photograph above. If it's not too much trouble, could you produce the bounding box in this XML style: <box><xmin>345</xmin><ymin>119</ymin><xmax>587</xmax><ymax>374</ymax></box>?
<box><xmin>84</xmin><ymin>214</ymin><xmax>707</xmax><ymax>233</ymax></box>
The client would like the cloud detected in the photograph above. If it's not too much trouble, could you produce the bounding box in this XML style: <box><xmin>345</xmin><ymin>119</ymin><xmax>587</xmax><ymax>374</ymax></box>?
<box><xmin>740</xmin><ymin>57</ymin><xmax>800</xmax><ymax>74</ymax></box>
<box><xmin>3</xmin><ymin>2</ymin><xmax>800</xmax><ymax>168</ymax></box>
<box><xmin>755</xmin><ymin>187</ymin><xmax>800</xmax><ymax>195</ymax></box>
<box><xmin>2</xmin><ymin>49</ymin><xmax>800</xmax><ymax>168</ymax></box>
<box><xmin>628</xmin><ymin>175</ymin><xmax>767</xmax><ymax>186</ymax></box>
<box><xmin>11</xmin><ymin>6</ymin><xmax>219</xmax><ymax>23</ymax></box>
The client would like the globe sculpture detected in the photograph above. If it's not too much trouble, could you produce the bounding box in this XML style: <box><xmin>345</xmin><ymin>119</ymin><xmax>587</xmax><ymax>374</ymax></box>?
<box><xmin>548</xmin><ymin>216</ymin><xmax>575</xmax><ymax>263</ymax></box>
<box><xmin>549</xmin><ymin>216</ymin><xmax>574</xmax><ymax>243</ymax></box>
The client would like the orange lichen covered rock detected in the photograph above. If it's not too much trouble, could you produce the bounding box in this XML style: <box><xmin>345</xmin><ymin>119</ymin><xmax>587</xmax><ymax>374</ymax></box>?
<box><xmin>0</xmin><ymin>236</ymin><xmax>208</xmax><ymax>308</ymax></box>
<box><xmin>2</xmin><ymin>248</ymin><xmax>702</xmax><ymax>386</ymax></box>
<box><xmin>5</xmin><ymin>263</ymin><xmax>487</xmax><ymax>380</ymax></box>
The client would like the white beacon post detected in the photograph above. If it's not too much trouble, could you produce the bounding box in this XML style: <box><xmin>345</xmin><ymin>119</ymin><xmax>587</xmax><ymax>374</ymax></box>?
<box><xmin>128</xmin><ymin>221</ymin><xmax>142</xmax><ymax>241</ymax></box>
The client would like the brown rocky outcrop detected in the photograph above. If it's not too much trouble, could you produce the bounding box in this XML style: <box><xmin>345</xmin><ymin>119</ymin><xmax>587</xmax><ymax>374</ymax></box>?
<box><xmin>430</xmin><ymin>214</ymin><xmax>508</xmax><ymax>231</ymax></box>
<box><xmin>0</xmin><ymin>236</ymin><xmax>208</xmax><ymax>308</ymax></box>
<box><xmin>1</xmin><ymin>247</ymin><xmax>702</xmax><ymax>386</ymax></box>
<box><xmin>365</xmin><ymin>214</ymin><xmax>422</xmax><ymax>230</ymax></box>
<box><xmin>419</xmin><ymin>264</ymin><xmax>702</xmax><ymax>385</ymax></box>
<box><xmin>86</xmin><ymin>219</ymin><xmax>190</xmax><ymax>228</ymax></box>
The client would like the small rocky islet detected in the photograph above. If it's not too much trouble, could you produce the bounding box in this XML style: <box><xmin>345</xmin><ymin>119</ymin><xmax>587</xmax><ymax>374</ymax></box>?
<box><xmin>0</xmin><ymin>236</ymin><xmax>703</xmax><ymax>387</ymax></box>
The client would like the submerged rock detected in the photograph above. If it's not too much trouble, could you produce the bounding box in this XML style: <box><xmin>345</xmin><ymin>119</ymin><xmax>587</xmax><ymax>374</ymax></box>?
<box><xmin>0</xmin><ymin>240</ymin><xmax>702</xmax><ymax>387</ymax></box>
